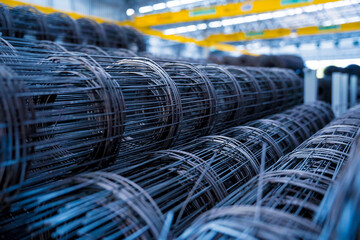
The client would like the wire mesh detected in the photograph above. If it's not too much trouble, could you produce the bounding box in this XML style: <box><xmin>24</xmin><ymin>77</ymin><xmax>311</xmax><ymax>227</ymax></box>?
<box><xmin>0</xmin><ymin>4</ymin><xmax>146</xmax><ymax>51</ymax></box>
<box><xmin>316</xmin><ymin>134</ymin><xmax>360</xmax><ymax>240</ymax></box>
<box><xmin>178</xmin><ymin>104</ymin><xmax>360</xmax><ymax>240</ymax></box>
<box><xmin>0</xmin><ymin>102</ymin><xmax>333</xmax><ymax>239</ymax></box>
<box><xmin>0</xmin><ymin>172</ymin><xmax>165</xmax><ymax>239</ymax></box>
<box><xmin>45</xmin><ymin>12</ymin><xmax>82</xmax><ymax>44</ymax></box>
<box><xmin>76</xmin><ymin>18</ymin><xmax>108</xmax><ymax>47</ymax></box>
<box><xmin>9</xmin><ymin>6</ymin><xmax>49</xmax><ymax>40</ymax></box>
<box><xmin>0</xmin><ymin>55</ymin><xmax>125</xmax><ymax>204</ymax></box>
<box><xmin>102</xmin><ymin>22</ymin><xmax>129</xmax><ymax>49</ymax></box>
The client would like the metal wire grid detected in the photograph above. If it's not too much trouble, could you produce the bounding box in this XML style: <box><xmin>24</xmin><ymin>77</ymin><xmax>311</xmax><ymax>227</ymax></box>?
<box><xmin>1</xmin><ymin>172</ymin><xmax>165</xmax><ymax>240</ymax></box>
<box><xmin>0</xmin><ymin>36</ymin><xmax>305</xmax><ymax>209</ymax></box>
<box><xmin>9</xmin><ymin>6</ymin><xmax>50</xmax><ymax>41</ymax></box>
<box><xmin>0</xmin><ymin>55</ymin><xmax>125</xmax><ymax>204</ymax></box>
<box><xmin>45</xmin><ymin>12</ymin><xmax>83</xmax><ymax>44</ymax></box>
<box><xmin>177</xmin><ymin>104</ymin><xmax>360</xmax><ymax>240</ymax></box>
<box><xmin>0</xmin><ymin>37</ymin><xmax>304</xmax><ymax>155</ymax></box>
<box><xmin>316</xmin><ymin>135</ymin><xmax>360</xmax><ymax>240</ymax></box>
<box><xmin>76</xmin><ymin>18</ymin><xmax>108</xmax><ymax>47</ymax></box>
<box><xmin>0</xmin><ymin>102</ymin><xmax>333</xmax><ymax>239</ymax></box>
<box><xmin>102</xmin><ymin>22</ymin><xmax>129</xmax><ymax>49</ymax></box>
<box><xmin>0</xmin><ymin>4</ymin><xmax>144</xmax><ymax>50</ymax></box>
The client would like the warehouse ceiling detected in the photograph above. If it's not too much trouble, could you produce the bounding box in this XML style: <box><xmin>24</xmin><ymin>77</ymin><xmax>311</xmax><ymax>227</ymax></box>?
<box><xmin>120</xmin><ymin>0</ymin><xmax>360</xmax><ymax>54</ymax></box>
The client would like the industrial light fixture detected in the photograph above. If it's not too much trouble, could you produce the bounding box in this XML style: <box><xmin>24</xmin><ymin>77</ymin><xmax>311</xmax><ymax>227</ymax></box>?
<box><xmin>126</xmin><ymin>8</ymin><xmax>135</xmax><ymax>16</ymax></box>
<box><xmin>161</xmin><ymin>0</ymin><xmax>360</xmax><ymax>35</ymax></box>
<box><xmin>139</xmin><ymin>5</ymin><xmax>153</xmax><ymax>13</ymax></box>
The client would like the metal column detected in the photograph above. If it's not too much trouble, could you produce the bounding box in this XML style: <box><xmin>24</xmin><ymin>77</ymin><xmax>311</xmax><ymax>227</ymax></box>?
<box><xmin>304</xmin><ymin>69</ymin><xmax>318</xmax><ymax>103</ymax></box>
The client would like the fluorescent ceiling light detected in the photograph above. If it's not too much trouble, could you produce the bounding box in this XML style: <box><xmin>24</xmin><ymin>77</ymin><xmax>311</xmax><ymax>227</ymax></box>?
<box><xmin>209</xmin><ymin>21</ymin><xmax>222</xmax><ymax>28</ymax></box>
<box><xmin>257</xmin><ymin>13</ymin><xmax>272</xmax><ymax>20</ymax></box>
<box><xmin>197</xmin><ymin>23</ymin><xmax>207</xmax><ymax>30</ymax></box>
<box><xmin>139</xmin><ymin>6</ymin><xmax>153</xmax><ymax>13</ymax></box>
<box><xmin>221</xmin><ymin>19</ymin><xmax>234</xmax><ymax>26</ymax></box>
<box><xmin>167</xmin><ymin>0</ymin><xmax>181</xmax><ymax>7</ymax></box>
<box><xmin>272</xmin><ymin>10</ymin><xmax>287</xmax><ymax>18</ymax></box>
<box><xmin>176</xmin><ymin>26</ymin><xmax>188</xmax><ymax>33</ymax></box>
<box><xmin>126</xmin><ymin>8</ymin><xmax>135</xmax><ymax>16</ymax></box>
<box><xmin>164</xmin><ymin>28</ymin><xmax>177</xmax><ymax>35</ymax></box>
<box><xmin>186</xmin><ymin>25</ymin><xmax>197</xmax><ymax>31</ymax></box>
<box><xmin>153</xmin><ymin>3</ymin><xmax>166</xmax><ymax>10</ymax></box>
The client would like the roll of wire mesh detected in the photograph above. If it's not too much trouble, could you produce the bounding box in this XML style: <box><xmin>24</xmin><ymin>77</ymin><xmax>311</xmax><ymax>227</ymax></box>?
<box><xmin>123</xmin><ymin>26</ymin><xmax>147</xmax><ymax>52</ymax></box>
<box><xmin>45</xmin><ymin>12</ymin><xmax>82</xmax><ymax>44</ymax></box>
<box><xmin>0</xmin><ymin>3</ymin><xmax>147</xmax><ymax>52</ymax></box>
<box><xmin>0</xmin><ymin>102</ymin><xmax>333</xmax><ymax>239</ymax></box>
<box><xmin>0</xmin><ymin>54</ymin><xmax>125</xmax><ymax>207</ymax></box>
<box><xmin>76</xmin><ymin>18</ymin><xmax>108</xmax><ymax>47</ymax></box>
<box><xmin>316</xmin><ymin>134</ymin><xmax>360</xmax><ymax>240</ymax></box>
<box><xmin>102</xmin><ymin>22</ymin><xmax>129</xmax><ymax>49</ymax></box>
<box><xmin>9</xmin><ymin>6</ymin><xmax>49</xmax><ymax>40</ymax></box>
<box><xmin>1</xmin><ymin>172</ymin><xmax>165</xmax><ymax>240</ymax></box>
<box><xmin>0</xmin><ymin>4</ymin><xmax>13</xmax><ymax>37</ymax></box>
<box><xmin>6</xmin><ymin>37</ymin><xmax>302</xmax><ymax>158</ymax></box>
<box><xmin>178</xmin><ymin>104</ymin><xmax>360</xmax><ymax>240</ymax></box>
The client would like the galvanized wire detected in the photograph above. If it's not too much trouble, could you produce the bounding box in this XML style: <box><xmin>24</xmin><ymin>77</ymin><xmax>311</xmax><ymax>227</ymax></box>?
<box><xmin>0</xmin><ymin>102</ymin><xmax>333</xmax><ymax>239</ymax></box>
<box><xmin>178</xmin><ymin>104</ymin><xmax>360</xmax><ymax>240</ymax></box>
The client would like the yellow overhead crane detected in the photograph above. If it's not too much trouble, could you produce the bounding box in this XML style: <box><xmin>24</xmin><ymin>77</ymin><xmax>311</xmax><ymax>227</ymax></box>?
<box><xmin>206</xmin><ymin>21</ymin><xmax>360</xmax><ymax>42</ymax></box>
<box><xmin>132</xmin><ymin>0</ymin><xmax>342</xmax><ymax>27</ymax></box>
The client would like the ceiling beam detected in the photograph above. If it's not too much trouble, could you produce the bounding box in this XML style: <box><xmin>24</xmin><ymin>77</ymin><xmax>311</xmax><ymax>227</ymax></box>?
<box><xmin>205</xmin><ymin>21</ymin><xmax>360</xmax><ymax>43</ymax></box>
<box><xmin>131</xmin><ymin>0</ymin><xmax>342</xmax><ymax>27</ymax></box>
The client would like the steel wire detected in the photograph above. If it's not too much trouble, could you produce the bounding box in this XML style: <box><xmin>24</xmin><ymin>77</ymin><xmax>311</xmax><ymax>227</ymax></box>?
<box><xmin>0</xmin><ymin>102</ymin><xmax>333</xmax><ymax>239</ymax></box>
<box><xmin>178</xmin><ymin>104</ymin><xmax>360</xmax><ymax>240</ymax></box>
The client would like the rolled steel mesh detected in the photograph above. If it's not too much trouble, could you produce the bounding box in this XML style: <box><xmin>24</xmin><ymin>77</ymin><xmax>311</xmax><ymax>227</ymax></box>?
<box><xmin>178</xmin><ymin>104</ymin><xmax>360</xmax><ymax>240</ymax></box>
<box><xmin>0</xmin><ymin>102</ymin><xmax>333</xmax><ymax>239</ymax></box>
<box><xmin>0</xmin><ymin>55</ymin><xmax>125</xmax><ymax>204</ymax></box>
<box><xmin>0</xmin><ymin>3</ymin><xmax>146</xmax><ymax>50</ymax></box>
<box><xmin>316</xmin><ymin>135</ymin><xmax>360</xmax><ymax>240</ymax></box>
<box><xmin>45</xmin><ymin>12</ymin><xmax>82</xmax><ymax>44</ymax></box>
<box><xmin>0</xmin><ymin>36</ymin><xmax>305</xmax><ymax>209</ymax></box>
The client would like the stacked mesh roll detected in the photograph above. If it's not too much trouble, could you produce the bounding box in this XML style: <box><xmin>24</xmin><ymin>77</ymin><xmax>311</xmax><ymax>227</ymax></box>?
<box><xmin>179</xmin><ymin>104</ymin><xmax>360</xmax><ymax>240</ymax></box>
<box><xmin>316</xmin><ymin>135</ymin><xmax>360</xmax><ymax>240</ymax></box>
<box><xmin>0</xmin><ymin>102</ymin><xmax>333</xmax><ymax>239</ymax></box>
<box><xmin>0</xmin><ymin>3</ymin><xmax>146</xmax><ymax>51</ymax></box>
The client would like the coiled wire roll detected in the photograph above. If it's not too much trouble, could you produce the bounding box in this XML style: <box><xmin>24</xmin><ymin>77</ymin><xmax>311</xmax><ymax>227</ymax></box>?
<box><xmin>0</xmin><ymin>37</ymin><xmax>306</xmax><ymax>202</ymax></box>
<box><xmin>178</xmin><ymin>104</ymin><xmax>360</xmax><ymax>240</ymax></box>
<box><xmin>0</xmin><ymin>4</ymin><xmax>13</xmax><ymax>37</ymax></box>
<box><xmin>45</xmin><ymin>12</ymin><xmax>82</xmax><ymax>44</ymax></box>
<box><xmin>0</xmin><ymin>65</ymin><xmax>35</xmax><ymax>206</ymax></box>
<box><xmin>76</xmin><ymin>18</ymin><xmax>108</xmax><ymax>47</ymax></box>
<box><xmin>102</xmin><ymin>22</ymin><xmax>129</xmax><ymax>49</ymax></box>
<box><xmin>0</xmin><ymin>102</ymin><xmax>333</xmax><ymax>239</ymax></box>
<box><xmin>9</xmin><ymin>6</ymin><xmax>49</xmax><ymax>40</ymax></box>
<box><xmin>0</xmin><ymin>4</ymin><xmax>146</xmax><ymax>51</ymax></box>
<box><xmin>0</xmin><ymin>171</ymin><xmax>165</xmax><ymax>239</ymax></box>
<box><xmin>316</xmin><ymin>134</ymin><xmax>360</xmax><ymax>240</ymax></box>
<box><xmin>0</xmin><ymin>54</ymin><xmax>125</xmax><ymax>206</ymax></box>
